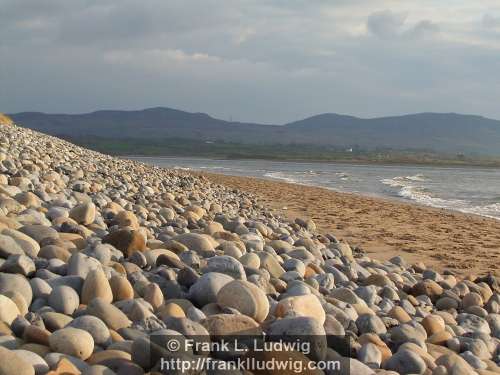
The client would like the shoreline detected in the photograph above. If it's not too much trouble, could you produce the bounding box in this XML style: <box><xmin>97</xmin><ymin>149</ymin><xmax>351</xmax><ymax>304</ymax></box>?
<box><xmin>127</xmin><ymin>154</ymin><xmax>500</xmax><ymax>169</ymax></box>
<box><xmin>196</xmin><ymin>171</ymin><xmax>500</xmax><ymax>277</ymax></box>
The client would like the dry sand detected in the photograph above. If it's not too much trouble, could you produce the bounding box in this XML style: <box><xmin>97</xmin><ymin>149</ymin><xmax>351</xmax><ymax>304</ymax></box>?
<box><xmin>198</xmin><ymin>172</ymin><xmax>500</xmax><ymax>277</ymax></box>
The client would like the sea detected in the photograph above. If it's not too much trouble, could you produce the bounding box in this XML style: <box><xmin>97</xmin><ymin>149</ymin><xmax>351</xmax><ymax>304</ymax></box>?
<box><xmin>130</xmin><ymin>157</ymin><xmax>500</xmax><ymax>220</ymax></box>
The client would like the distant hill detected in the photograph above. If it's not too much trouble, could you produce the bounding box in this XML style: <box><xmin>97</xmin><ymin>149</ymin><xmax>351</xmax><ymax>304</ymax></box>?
<box><xmin>9</xmin><ymin>107</ymin><xmax>500</xmax><ymax>155</ymax></box>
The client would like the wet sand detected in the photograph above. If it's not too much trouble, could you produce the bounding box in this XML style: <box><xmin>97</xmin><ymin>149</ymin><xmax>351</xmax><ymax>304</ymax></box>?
<box><xmin>197</xmin><ymin>172</ymin><xmax>500</xmax><ymax>277</ymax></box>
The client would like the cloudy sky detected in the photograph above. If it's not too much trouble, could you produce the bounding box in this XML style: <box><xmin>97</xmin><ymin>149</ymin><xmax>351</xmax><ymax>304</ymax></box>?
<box><xmin>1</xmin><ymin>0</ymin><xmax>500</xmax><ymax>123</ymax></box>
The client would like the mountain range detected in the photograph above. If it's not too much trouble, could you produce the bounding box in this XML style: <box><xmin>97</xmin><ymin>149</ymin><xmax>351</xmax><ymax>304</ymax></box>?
<box><xmin>9</xmin><ymin>107</ymin><xmax>500</xmax><ymax>155</ymax></box>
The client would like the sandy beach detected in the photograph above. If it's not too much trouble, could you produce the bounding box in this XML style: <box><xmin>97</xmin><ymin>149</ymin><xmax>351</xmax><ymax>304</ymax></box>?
<box><xmin>199</xmin><ymin>172</ymin><xmax>500</xmax><ymax>277</ymax></box>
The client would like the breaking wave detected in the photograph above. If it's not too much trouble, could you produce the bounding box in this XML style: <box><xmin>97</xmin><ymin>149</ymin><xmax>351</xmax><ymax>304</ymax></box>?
<box><xmin>381</xmin><ymin>175</ymin><xmax>500</xmax><ymax>219</ymax></box>
<box><xmin>381</xmin><ymin>174</ymin><xmax>426</xmax><ymax>187</ymax></box>
<box><xmin>264</xmin><ymin>171</ymin><xmax>303</xmax><ymax>185</ymax></box>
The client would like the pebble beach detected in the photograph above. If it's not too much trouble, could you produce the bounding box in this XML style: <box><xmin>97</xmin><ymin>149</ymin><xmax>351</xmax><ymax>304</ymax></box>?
<box><xmin>0</xmin><ymin>121</ymin><xmax>499</xmax><ymax>374</ymax></box>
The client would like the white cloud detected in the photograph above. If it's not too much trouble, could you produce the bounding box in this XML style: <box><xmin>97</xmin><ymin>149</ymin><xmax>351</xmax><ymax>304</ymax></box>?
<box><xmin>103</xmin><ymin>49</ymin><xmax>222</xmax><ymax>66</ymax></box>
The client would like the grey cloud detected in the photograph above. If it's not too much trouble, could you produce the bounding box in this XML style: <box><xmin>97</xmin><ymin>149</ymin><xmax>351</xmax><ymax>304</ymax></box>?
<box><xmin>410</xmin><ymin>20</ymin><xmax>440</xmax><ymax>38</ymax></box>
<box><xmin>1</xmin><ymin>1</ymin><xmax>500</xmax><ymax>123</ymax></box>
<box><xmin>367</xmin><ymin>10</ymin><xmax>438</xmax><ymax>39</ymax></box>
<box><xmin>482</xmin><ymin>14</ymin><xmax>500</xmax><ymax>28</ymax></box>
<box><xmin>367</xmin><ymin>10</ymin><xmax>407</xmax><ymax>38</ymax></box>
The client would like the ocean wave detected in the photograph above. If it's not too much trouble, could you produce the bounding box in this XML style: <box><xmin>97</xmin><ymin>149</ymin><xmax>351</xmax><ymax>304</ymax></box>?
<box><xmin>405</xmin><ymin>173</ymin><xmax>426</xmax><ymax>182</ymax></box>
<box><xmin>398</xmin><ymin>185</ymin><xmax>463</xmax><ymax>207</ymax></box>
<box><xmin>462</xmin><ymin>203</ymin><xmax>500</xmax><ymax>219</ymax></box>
<box><xmin>335</xmin><ymin>172</ymin><xmax>350</xmax><ymax>181</ymax></box>
<box><xmin>196</xmin><ymin>166</ymin><xmax>235</xmax><ymax>171</ymax></box>
<box><xmin>263</xmin><ymin>171</ymin><xmax>302</xmax><ymax>184</ymax></box>
<box><xmin>383</xmin><ymin>179</ymin><xmax>500</xmax><ymax>219</ymax></box>
<box><xmin>381</xmin><ymin>174</ymin><xmax>427</xmax><ymax>187</ymax></box>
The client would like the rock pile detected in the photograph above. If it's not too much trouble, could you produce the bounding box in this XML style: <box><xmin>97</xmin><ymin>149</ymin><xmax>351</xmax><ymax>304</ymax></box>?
<box><xmin>0</xmin><ymin>123</ymin><xmax>499</xmax><ymax>374</ymax></box>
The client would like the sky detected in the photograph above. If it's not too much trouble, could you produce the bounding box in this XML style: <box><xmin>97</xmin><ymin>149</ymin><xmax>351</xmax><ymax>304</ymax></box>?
<box><xmin>1</xmin><ymin>0</ymin><xmax>500</xmax><ymax>124</ymax></box>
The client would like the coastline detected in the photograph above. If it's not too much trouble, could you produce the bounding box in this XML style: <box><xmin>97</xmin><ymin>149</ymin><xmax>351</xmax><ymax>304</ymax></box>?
<box><xmin>126</xmin><ymin>154</ymin><xmax>500</xmax><ymax>168</ymax></box>
<box><xmin>196</xmin><ymin>171</ymin><xmax>500</xmax><ymax>277</ymax></box>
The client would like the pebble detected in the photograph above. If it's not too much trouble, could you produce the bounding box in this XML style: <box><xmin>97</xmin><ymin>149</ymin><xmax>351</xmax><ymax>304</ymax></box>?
<box><xmin>436</xmin><ymin>296</ymin><xmax>459</xmax><ymax>310</ymax></box>
<box><xmin>42</xmin><ymin>312</ymin><xmax>73</xmax><ymax>331</ymax></box>
<box><xmin>12</xmin><ymin>349</ymin><xmax>49</xmax><ymax>375</ymax></box>
<box><xmin>358</xmin><ymin>343</ymin><xmax>382</xmax><ymax>368</ymax></box>
<box><xmin>0</xmin><ymin>234</ymin><xmax>25</xmax><ymax>258</ymax></box>
<box><xmin>389</xmin><ymin>306</ymin><xmax>412</xmax><ymax>323</ymax></box>
<box><xmin>427</xmin><ymin>330</ymin><xmax>453</xmax><ymax>345</ymax></box>
<box><xmin>462</xmin><ymin>292</ymin><xmax>484</xmax><ymax>309</ymax></box>
<box><xmin>143</xmin><ymin>283</ymin><xmax>164</xmax><ymax>310</ymax></box>
<box><xmin>435</xmin><ymin>353</ymin><xmax>477</xmax><ymax>375</ymax></box>
<box><xmin>38</xmin><ymin>245</ymin><xmax>71</xmax><ymax>262</ymax></box>
<box><xmin>217</xmin><ymin>279</ymin><xmax>269</xmax><ymax>323</ymax></box>
<box><xmin>188</xmin><ymin>272</ymin><xmax>233</xmax><ymax>306</ymax></box>
<box><xmin>275</xmin><ymin>293</ymin><xmax>326</xmax><ymax>325</ymax></box>
<box><xmin>44</xmin><ymin>353</ymin><xmax>89</xmax><ymax>373</ymax></box>
<box><xmin>86</xmin><ymin>298</ymin><xmax>131</xmax><ymax>330</ymax></box>
<box><xmin>19</xmin><ymin>225</ymin><xmax>59</xmax><ymax>243</ymax></box>
<box><xmin>3</xmin><ymin>291</ymin><xmax>29</xmax><ymax>315</ymax></box>
<box><xmin>67</xmin><ymin>253</ymin><xmax>100</xmax><ymax>278</ymax></box>
<box><xmin>385</xmin><ymin>348</ymin><xmax>427</xmax><ymax>374</ymax></box>
<box><xmin>422</xmin><ymin>315</ymin><xmax>445</xmax><ymax>335</ymax></box>
<box><xmin>356</xmin><ymin>314</ymin><xmax>387</xmax><ymax>335</ymax></box>
<box><xmin>239</xmin><ymin>252</ymin><xmax>261</xmax><ymax>269</ymax></box>
<box><xmin>49</xmin><ymin>327</ymin><xmax>95</xmax><ymax>360</ymax></box>
<box><xmin>201</xmin><ymin>314</ymin><xmax>261</xmax><ymax>336</ymax></box>
<box><xmin>0</xmin><ymin>254</ymin><xmax>35</xmax><ymax>276</ymax></box>
<box><xmin>0</xmin><ymin>346</ymin><xmax>35</xmax><ymax>375</ymax></box>
<box><xmin>113</xmin><ymin>210</ymin><xmax>139</xmax><ymax>229</ymax></box>
<box><xmin>203</xmin><ymin>255</ymin><xmax>246</xmax><ymax>280</ymax></box>
<box><xmin>258</xmin><ymin>252</ymin><xmax>285</xmax><ymax>278</ymax></box>
<box><xmin>267</xmin><ymin>316</ymin><xmax>327</xmax><ymax>361</ymax></box>
<box><xmin>1</xmin><ymin>228</ymin><xmax>40</xmax><ymax>257</ymax></box>
<box><xmin>174</xmin><ymin>233</ymin><xmax>215</xmax><ymax>255</ymax></box>
<box><xmin>69</xmin><ymin>202</ymin><xmax>96</xmax><ymax>225</ymax></box>
<box><xmin>67</xmin><ymin>315</ymin><xmax>111</xmax><ymax>347</ymax></box>
<box><xmin>81</xmin><ymin>268</ymin><xmax>114</xmax><ymax>304</ymax></box>
<box><xmin>109</xmin><ymin>275</ymin><xmax>134</xmax><ymax>301</ymax></box>
<box><xmin>48</xmin><ymin>285</ymin><xmax>80</xmax><ymax>315</ymax></box>
<box><xmin>158</xmin><ymin>303</ymin><xmax>186</xmax><ymax>319</ymax></box>
<box><xmin>102</xmin><ymin>229</ymin><xmax>146</xmax><ymax>258</ymax></box>
<box><xmin>23</xmin><ymin>325</ymin><xmax>51</xmax><ymax>346</ymax></box>
<box><xmin>0</xmin><ymin>294</ymin><xmax>21</xmax><ymax>325</ymax></box>
<box><xmin>390</xmin><ymin>323</ymin><xmax>426</xmax><ymax>347</ymax></box>
<box><xmin>411</xmin><ymin>279</ymin><xmax>444</xmax><ymax>301</ymax></box>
